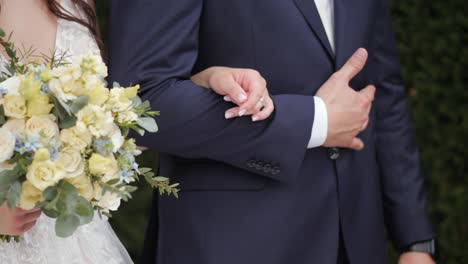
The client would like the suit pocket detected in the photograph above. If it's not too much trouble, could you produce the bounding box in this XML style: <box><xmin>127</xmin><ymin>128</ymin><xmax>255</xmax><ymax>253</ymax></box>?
<box><xmin>172</xmin><ymin>159</ymin><xmax>267</xmax><ymax>191</ymax></box>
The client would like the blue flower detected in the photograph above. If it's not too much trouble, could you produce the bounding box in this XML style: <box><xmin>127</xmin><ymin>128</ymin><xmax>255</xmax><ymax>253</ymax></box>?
<box><xmin>15</xmin><ymin>134</ymin><xmax>43</xmax><ymax>154</ymax></box>
<box><xmin>118</xmin><ymin>169</ymin><xmax>133</xmax><ymax>184</ymax></box>
<box><xmin>40</xmin><ymin>82</ymin><xmax>51</xmax><ymax>94</ymax></box>
<box><xmin>49</xmin><ymin>146</ymin><xmax>59</xmax><ymax>161</ymax></box>
<box><xmin>0</xmin><ymin>87</ymin><xmax>8</xmax><ymax>95</ymax></box>
<box><xmin>94</xmin><ymin>138</ymin><xmax>114</xmax><ymax>156</ymax></box>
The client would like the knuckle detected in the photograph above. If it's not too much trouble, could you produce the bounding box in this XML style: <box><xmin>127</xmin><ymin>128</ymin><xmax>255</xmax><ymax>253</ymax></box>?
<box><xmin>247</xmin><ymin>69</ymin><xmax>260</xmax><ymax>77</ymax></box>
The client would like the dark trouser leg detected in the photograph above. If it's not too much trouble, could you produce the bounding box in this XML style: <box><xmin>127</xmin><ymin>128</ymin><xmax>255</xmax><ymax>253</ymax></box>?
<box><xmin>337</xmin><ymin>228</ymin><xmax>349</xmax><ymax>264</ymax></box>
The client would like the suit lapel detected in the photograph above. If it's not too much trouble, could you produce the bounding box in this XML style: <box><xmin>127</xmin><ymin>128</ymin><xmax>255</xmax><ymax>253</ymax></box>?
<box><xmin>293</xmin><ymin>0</ymin><xmax>334</xmax><ymax>61</ymax></box>
<box><xmin>333</xmin><ymin>0</ymin><xmax>349</xmax><ymax>69</ymax></box>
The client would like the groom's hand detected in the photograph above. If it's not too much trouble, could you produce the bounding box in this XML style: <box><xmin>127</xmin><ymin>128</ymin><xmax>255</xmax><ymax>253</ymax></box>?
<box><xmin>399</xmin><ymin>252</ymin><xmax>435</xmax><ymax>264</ymax></box>
<box><xmin>316</xmin><ymin>48</ymin><xmax>376</xmax><ymax>151</ymax></box>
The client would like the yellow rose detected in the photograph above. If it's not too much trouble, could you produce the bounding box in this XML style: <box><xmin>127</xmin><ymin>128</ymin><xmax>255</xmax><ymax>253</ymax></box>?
<box><xmin>60</xmin><ymin>123</ymin><xmax>92</xmax><ymax>151</ymax></box>
<box><xmin>25</xmin><ymin>115</ymin><xmax>59</xmax><ymax>141</ymax></box>
<box><xmin>19</xmin><ymin>73</ymin><xmax>41</xmax><ymax>101</ymax></box>
<box><xmin>27</xmin><ymin>94</ymin><xmax>53</xmax><ymax>116</ymax></box>
<box><xmin>26</xmin><ymin>160</ymin><xmax>64</xmax><ymax>191</ymax></box>
<box><xmin>66</xmin><ymin>173</ymin><xmax>93</xmax><ymax>201</ymax></box>
<box><xmin>34</xmin><ymin>148</ymin><xmax>50</xmax><ymax>162</ymax></box>
<box><xmin>19</xmin><ymin>181</ymin><xmax>43</xmax><ymax>210</ymax></box>
<box><xmin>88</xmin><ymin>153</ymin><xmax>118</xmax><ymax>178</ymax></box>
<box><xmin>2</xmin><ymin>119</ymin><xmax>25</xmax><ymax>135</ymax></box>
<box><xmin>56</xmin><ymin>148</ymin><xmax>85</xmax><ymax>178</ymax></box>
<box><xmin>124</xmin><ymin>85</ymin><xmax>139</xmax><ymax>99</ymax></box>
<box><xmin>2</xmin><ymin>94</ymin><xmax>27</xmax><ymax>118</ymax></box>
<box><xmin>0</xmin><ymin>128</ymin><xmax>16</xmax><ymax>163</ymax></box>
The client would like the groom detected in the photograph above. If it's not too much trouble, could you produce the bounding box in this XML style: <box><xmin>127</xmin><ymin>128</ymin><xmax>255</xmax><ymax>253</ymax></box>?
<box><xmin>109</xmin><ymin>0</ymin><xmax>435</xmax><ymax>263</ymax></box>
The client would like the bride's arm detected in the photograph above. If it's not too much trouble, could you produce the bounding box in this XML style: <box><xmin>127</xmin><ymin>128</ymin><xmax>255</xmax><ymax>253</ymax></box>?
<box><xmin>192</xmin><ymin>67</ymin><xmax>274</xmax><ymax>121</ymax></box>
<box><xmin>0</xmin><ymin>203</ymin><xmax>41</xmax><ymax>236</ymax></box>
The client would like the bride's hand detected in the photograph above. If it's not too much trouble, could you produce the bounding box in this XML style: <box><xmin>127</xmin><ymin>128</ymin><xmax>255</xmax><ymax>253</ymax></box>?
<box><xmin>191</xmin><ymin>67</ymin><xmax>274</xmax><ymax>121</ymax></box>
<box><xmin>0</xmin><ymin>203</ymin><xmax>41</xmax><ymax>236</ymax></box>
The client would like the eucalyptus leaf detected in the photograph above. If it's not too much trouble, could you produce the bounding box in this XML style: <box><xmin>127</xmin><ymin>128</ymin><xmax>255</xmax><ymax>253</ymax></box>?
<box><xmin>59</xmin><ymin>116</ymin><xmax>77</xmax><ymax>129</ymax></box>
<box><xmin>43</xmin><ymin>186</ymin><xmax>59</xmax><ymax>201</ymax></box>
<box><xmin>106</xmin><ymin>179</ymin><xmax>120</xmax><ymax>185</ymax></box>
<box><xmin>55</xmin><ymin>214</ymin><xmax>80</xmax><ymax>238</ymax></box>
<box><xmin>6</xmin><ymin>181</ymin><xmax>22</xmax><ymax>209</ymax></box>
<box><xmin>70</xmin><ymin>95</ymin><xmax>89</xmax><ymax>114</ymax></box>
<box><xmin>75</xmin><ymin>197</ymin><xmax>93</xmax><ymax>225</ymax></box>
<box><xmin>0</xmin><ymin>105</ymin><xmax>6</xmax><ymax>126</ymax></box>
<box><xmin>130</xmin><ymin>96</ymin><xmax>142</xmax><ymax>107</ymax></box>
<box><xmin>137</xmin><ymin>117</ymin><xmax>159</xmax><ymax>133</ymax></box>
<box><xmin>42</xmin><ymin>207</ymin><xmax>59</xmax><ymax>218</ymax></box>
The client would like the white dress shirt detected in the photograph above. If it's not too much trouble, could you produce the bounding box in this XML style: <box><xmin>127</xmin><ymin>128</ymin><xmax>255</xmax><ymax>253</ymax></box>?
<box><xmin>307</xmin><ymin>0</ymin><xmax>335</xmax><ymax>148</ymax></box>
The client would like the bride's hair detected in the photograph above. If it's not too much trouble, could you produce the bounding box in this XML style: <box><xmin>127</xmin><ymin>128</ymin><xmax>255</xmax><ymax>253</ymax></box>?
<box><xmin>1</xmin><ymin>0</ymin><xmax>103</xmax><ymax>50</ymax></box>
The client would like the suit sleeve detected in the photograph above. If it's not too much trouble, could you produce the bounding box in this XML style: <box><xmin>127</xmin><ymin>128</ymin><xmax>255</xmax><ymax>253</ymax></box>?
<box><xmin>370</xmin><ymin>0</ymin><xmax>434</xmax><ymax>249</ymax></box>
<box><xmin>108</xmin><ymin>0</ymin><xmax>315</xmax><ymax>182</ymax></box>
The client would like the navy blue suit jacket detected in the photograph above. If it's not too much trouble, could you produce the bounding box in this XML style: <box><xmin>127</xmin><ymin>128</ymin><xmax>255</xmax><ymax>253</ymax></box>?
<box><xmin>109</xmin><ymin>0</ymin><xmax>434</xmax><ymax>263</ymax></box>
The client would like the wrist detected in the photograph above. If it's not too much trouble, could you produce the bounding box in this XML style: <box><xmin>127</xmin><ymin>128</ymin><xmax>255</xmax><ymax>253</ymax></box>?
<box><xmin>401</xmin><ymin>239</ymin><xmax>438</xmax><ymax>262</ymax></box>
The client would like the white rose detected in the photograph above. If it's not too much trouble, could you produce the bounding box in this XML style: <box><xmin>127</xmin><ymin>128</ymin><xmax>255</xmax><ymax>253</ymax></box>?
<box><xmin>0</xmin><ymin>76</ymin><xmax>20</xmax><ymax>95</ymax></box>
<box><xmin>60</xmin><ymin>123</ymin><xmax>92</xmax><ymax>151</ymax></box>
<box><xmin>56</xmin><ymin>148</ymin><xmax>85</xmax><ymax>178</ymax></box>
<box><xmin>25</xmin><ymin>115</ymin><xmax>59</xmax><ymax>141</ymax></box>
<box><xmin>2</xmin><ymin>119</ymin><xmax>25</xmax><ymax>135</ymax></box>
<box><xmin>76</xmin><ymin>105</ymin><xmax>114</xmax><ymax>137</ymax></box>
<box><xmin>88</xmin><ymin>153</ymin><xmax>119</xmax><ymax>182</ymax></box>
<box><xmin>26</xmin><ymin>160</ymin><xmax>64</xmax><ymax>191</ymax></box>
<box><xmin>2</xmin><ymin>94</ymin><xmax>27</xmax><ymax>118</ymax></box>
<box><xmin>93</xmin><ymin>182</ymin><xmax>121</xmax><ymax>211</ymax></box>
<box><xmin>0</xmin><ymin>128</ymin><xmax>16</xmax><ymax>162</ymax></box>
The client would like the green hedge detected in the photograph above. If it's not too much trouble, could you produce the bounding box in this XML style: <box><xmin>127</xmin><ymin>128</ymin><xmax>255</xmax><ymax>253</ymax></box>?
<box><xmin>96</xmin><ymin>0</ymin><xmax>468</xmax><ymax>263</ymax></box>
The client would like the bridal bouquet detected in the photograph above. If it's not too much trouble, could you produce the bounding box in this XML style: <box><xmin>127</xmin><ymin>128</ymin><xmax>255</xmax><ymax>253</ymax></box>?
<box><xmin>0</xmin><ymin>31</ymin><xmax>178</xmax><ymax>241</ymax></box>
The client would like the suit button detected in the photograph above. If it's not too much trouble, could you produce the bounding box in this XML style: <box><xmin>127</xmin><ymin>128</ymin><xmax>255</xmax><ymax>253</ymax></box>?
<box><xmin>246</xmin><ymin>159</ymin><xmax>257</xmax><ymax>168</ymax></box>
<box><xmin>255</xmin><ymin>161</ymin><xmax>264</xmax><ymax>170</ymax></box>
<box><xmin>328</xmin><ymin>148</ymin><xmax>340</xmax><ymax>160</ymax></box>
<box><xmin>263</xmin><ymin>164</ymin><xmax>272</xmax><ymax>173</ymax></box>
<box><xmin>271</xmin><ymin>166</ymin><xmax>280</xmax><ymax>175</ymax></box>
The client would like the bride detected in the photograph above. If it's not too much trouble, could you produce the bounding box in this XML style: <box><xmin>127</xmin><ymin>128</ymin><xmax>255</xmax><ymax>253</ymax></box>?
<box><xmin>0</xmin><ymin>0</ymin><xmax>273</xmax><ymax>263</ymax></box>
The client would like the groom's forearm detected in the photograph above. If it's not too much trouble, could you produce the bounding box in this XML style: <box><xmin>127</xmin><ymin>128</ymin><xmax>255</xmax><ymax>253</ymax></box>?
<box><xmin>130</xmin><ymin>78</ymin><xmax>315</xmax><ymax>182</ymax></box>
<box><xmin>370</xmin><ymin>0</ymin><xmax>433</xmax><ymax>249</ymax></box>
<box><xmin>109</xmin><ymin>0</ymin><xmax>316</xmax><ymax>182</ymax></box>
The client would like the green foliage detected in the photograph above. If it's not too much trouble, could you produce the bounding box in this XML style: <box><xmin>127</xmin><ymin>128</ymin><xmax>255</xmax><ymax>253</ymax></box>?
<box><xmin>387</xmin><ymin>0</ymin><xmax>468</xmax><ymax>263</ymax></box>
<box><xmin>40</xmin><ymin>181</ymin><xmax>94</xmax><ymax>238</ymax></box>
<box><xmin>97</xmin><ymin>0</ymin><xmax>467</xmax><ymax>263</ymax></box>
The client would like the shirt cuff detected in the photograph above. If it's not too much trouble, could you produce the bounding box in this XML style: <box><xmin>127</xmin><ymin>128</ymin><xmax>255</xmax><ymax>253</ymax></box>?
<box><xmin>307</xmin><ymin>96</ymin><xmax>328</xmax><ymax>148</ymax></box>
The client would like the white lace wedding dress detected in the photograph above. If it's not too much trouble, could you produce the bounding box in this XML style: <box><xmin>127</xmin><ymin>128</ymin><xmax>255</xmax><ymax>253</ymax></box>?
<box><xmin>0</xmin><ymin>1</ymin><xmax>134</xmax><ymax>263</ymax></box>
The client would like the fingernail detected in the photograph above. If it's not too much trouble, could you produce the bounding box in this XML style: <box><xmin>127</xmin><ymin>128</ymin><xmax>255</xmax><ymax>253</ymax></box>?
<box><xmin>237</xmin><ymin>94</ymin><xmax>247</xmax><ymax>103</ymax></box>
<box><xmin>225</xmin><ymin>112</ymin><xmax>234</xmax><ymax>119</ymax></box>
<box><xmin>252</xmin><ymin>116</ymin><xmax>259</xmax><ymax>122</ymax></box>
<box><xmin>238</xmin><ymin>109</ymin><xmax>246</xmax><ymax>117</ymax></box>
<box><xmin>223</xmin><ymin>96</ymin><xmax>232</xmax><ymax>102</ymax></box>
